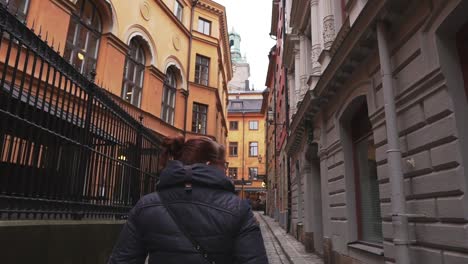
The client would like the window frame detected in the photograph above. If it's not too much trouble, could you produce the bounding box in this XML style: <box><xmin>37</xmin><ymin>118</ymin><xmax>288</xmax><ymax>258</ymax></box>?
<box><xmin>248</xmin><ymin>167</ymin><xmax>258</xmax><ymax>180</ymax></box>
<box><xmin>191</xmin><ymin>102</ymin><xmax>208</xmax><ymax>134</ymax></box>
<box><xmin>249</xmin><ymin>120</ymin><xmax>259</xmax><ymax>130</ymax></box>
<box><xmin>350</xmin><ymin>104</ymin><xmax>383</xmax><ymax>243</ymax></box>
<box><xmin>64</xmin><ymin>0</ymin><xmax>102</xmax><ymax>76</ymax></box>
<box><xmin>161</xmin><ymin>68</ymin><xmax>177</xmax><ymax>125</ymax></box>
<box><xmin>249</xmin><ymin>141</ymin><xmax>258</xmax><ymax>157</ymax></box>
<box><xmin>197</xmin><ymin>17</ymin><xmax>211</xmax><ymax>35</ymax></box>
<box><xmin>195</xmin><ymin>54</ymin><xmax>210</xmax><ymax>86</ymax></box>
<box><xmin>121</xmin><ymin>38</ymin><xmax>146</xmax><ymax>107</ymax></box>
<box><xmin>174</xmin><ymin>0</ymin><xmax>183</xmax><ymax>22</ymax></box>
<box><xmin>228</xmin><ymin>167</ymin><xmax>238</xmax><ymax>179</ymax></box>
<box><xmin>1</xmin><ymin>0</ymin><xmax>30</xmax><ymax>22</ymax></box>
<box><xmin>229</xmin><ymin>142</ymin><xmax>238</xmax><ymax>157</ymax></box>
<box><xmin>229</xmin><ymin>121</ymin><xmax>239</xmax><ymax>130</ymax></box>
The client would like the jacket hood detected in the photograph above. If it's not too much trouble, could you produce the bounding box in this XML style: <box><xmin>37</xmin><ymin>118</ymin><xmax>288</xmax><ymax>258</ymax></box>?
<box><xmin>158</xmin><ymin>160</ymin><xmax>235</xmax><ymax>192</ymax></box>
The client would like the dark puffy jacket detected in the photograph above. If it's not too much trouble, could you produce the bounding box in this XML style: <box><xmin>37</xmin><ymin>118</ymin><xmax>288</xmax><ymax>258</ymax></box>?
<box><xmin>108</xmin><ymin>160</ymin><xmax>268</xmax><ymax>264</ymax></box>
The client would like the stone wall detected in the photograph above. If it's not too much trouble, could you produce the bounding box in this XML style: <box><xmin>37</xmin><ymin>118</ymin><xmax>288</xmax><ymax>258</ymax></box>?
<box><xmin>313</xmin><ymin>1</ymin><xmax>468</xmax><ymax>263</ymax></box>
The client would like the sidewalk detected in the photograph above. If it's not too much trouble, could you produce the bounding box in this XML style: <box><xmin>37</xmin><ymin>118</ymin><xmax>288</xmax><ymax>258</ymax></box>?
<box><xmin>256</xmin><ymin>212</ymin><xmax>324</xmax><ymax>264</ymax></box>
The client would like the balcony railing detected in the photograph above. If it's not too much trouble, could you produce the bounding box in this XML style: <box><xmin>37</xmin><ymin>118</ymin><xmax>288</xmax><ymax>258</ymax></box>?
<box><xmin>0</xmin><ymin>4</ymin><xmax>163</xmax><ymax>220</ymax></box>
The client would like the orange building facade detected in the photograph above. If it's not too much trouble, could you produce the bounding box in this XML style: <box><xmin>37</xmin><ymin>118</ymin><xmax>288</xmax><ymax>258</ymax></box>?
<box><xmin>226</xmin><ymin>91</ymin><xmax>266</xmax><ymax>204</ymax></box>
<box><xmin>6</xmin><ymin>0</ymin><xmax>231</xmax><ymax>144</ymax></box>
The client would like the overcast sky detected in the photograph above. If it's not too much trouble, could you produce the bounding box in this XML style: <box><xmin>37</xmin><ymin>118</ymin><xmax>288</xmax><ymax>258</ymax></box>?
<box><xmin>214</xmin><ymin>0</ymin><xmax>276</xmax><ymax>91</ymax></box>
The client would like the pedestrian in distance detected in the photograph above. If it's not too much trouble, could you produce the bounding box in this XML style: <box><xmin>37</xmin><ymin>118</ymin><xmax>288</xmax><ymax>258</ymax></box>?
<box><xmin>108</xmin><ymin>136</ymin><xmax>268</xmax><ymax>264</ymax></box>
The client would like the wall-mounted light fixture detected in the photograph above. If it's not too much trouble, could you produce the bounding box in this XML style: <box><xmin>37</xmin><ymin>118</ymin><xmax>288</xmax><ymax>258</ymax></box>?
<box><xmin>267</xmin><ymin>109</ymin><xmax>285</xmax><ymax>126</ymax></box>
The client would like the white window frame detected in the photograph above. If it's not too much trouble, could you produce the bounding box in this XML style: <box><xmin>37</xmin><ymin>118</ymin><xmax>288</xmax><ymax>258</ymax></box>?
<box><xmin>174</xmin><ymin>0</ymin><xmax>183</xmax><ymax>22</ymax></box>
<box><xmin>197</xmin><ymin>17</ymin><xmax>211</xmax><ymax>35</ymax></box>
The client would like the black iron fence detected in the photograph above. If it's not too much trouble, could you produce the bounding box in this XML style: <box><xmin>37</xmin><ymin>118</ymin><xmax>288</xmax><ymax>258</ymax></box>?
<box><xmin>0</xmin><ymin>4</ymin><xmax>163</xmax><ymax>220</ymax></box>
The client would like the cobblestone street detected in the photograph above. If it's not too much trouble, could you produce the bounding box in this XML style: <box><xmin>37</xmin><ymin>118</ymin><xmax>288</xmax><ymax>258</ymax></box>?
<box><xmin>256</xmin><ymin>212</ymin><xmax>291</xmax><ymax>264</ymax></box>
<box><xmin>255</xmin><ymin>212</ymin><xmax>324</xmax><ymax>264</ymax></box>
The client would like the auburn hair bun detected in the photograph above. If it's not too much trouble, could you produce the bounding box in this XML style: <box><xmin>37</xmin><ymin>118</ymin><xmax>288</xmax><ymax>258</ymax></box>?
<box><xmin>163</xmin><ymin>135</ymin><xmax>185</xmax><ymax>159</ymax></box>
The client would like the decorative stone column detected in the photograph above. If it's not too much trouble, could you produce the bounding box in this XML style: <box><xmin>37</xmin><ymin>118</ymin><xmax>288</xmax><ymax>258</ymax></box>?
<box><xmin>310</xmin><ymin>0</ymin><xmax>322</xmax><ymax>74</ymax></box>
<box><xmin>287</xmin><ymin>71</ymin><xmax>297</xmax><ymax>117</ymax></box>
<box><xmin>299</xmin><ymin>35</ymin><xmax>311</xmax><ymax>98</ymax></box>
<box><xmin>294</xmin><ymin>45</ymin><xmax>302</xmax><ymax>105</ymax></box>
<box><xmin>322</xmin><ymin>0</ymin><xmax>335</xmax><ymax>50</ymax></box>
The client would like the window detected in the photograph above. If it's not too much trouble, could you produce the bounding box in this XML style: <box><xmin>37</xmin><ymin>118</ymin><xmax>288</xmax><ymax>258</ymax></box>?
<box><xmin>229</xmin><ymin>142</ymin><xmax>238</xmax><ymax>156</ymax></box>
<box><xmin>351</xmin><ymin>103</ymin><xmax>382</xmax><ymax>243</ymax></box>
<box><xmin>162</xmin><ymin>68</ymin><xmax>177</xmax><ymax>124</ymax></box>
<box><xmin>229</xmin><ymin>121</ymin><xmax>238</xmax><ymax>130</ymax></box>
<box><xmin>195</xmin><ymin>55</ymin><xmax>210</xmax><ymax>86</ymax></box>
<box><xmin>174</xmin><ymin>0</ymin><xmax>183</xmax><ymax>22</ymax></box>
<box><xmin>64</xmin><ymin>0</ymin><xmax>102</xmax><ymax>76</ymax></box>
<box><xmin>248</xmin><ymin>167</ymin><xmax>258</xmax><ymax>180</ymax></box>
<box><xmin>249</xmin><ymin>142</ymin><xmax>258</xmax><ymax>157</ymax></box>
<box><xmin>249</xmin><ymin>120</ymin><xmax>259</xmax><ymax>130</ymax></box>
<box><xmin>192</xmin><ymin>103</ymin><xmax>207</xmax><ymax>134</ymax></box>
<box><xmin>1</xmin><ymin>0</ymin><xmax>29</xmax><ymax>22</ymax></box>
<box><xmin>122</xmin><ymin>38</ymin><xmax>145</xmax><ymax>107</ymax></box>
<box><xmin>228</xmin><ymin>168</ymin><xmax>238</xmax><ymax>179</ymax></box>
<box><xmin>231</xmin><ymin>102</ymin><xmax>243</xmax><ymax>109</ymax></box>
<box><xmin>197</xmin><ymin>18</ymin><xmax>211</xmax><ymax>35</ymax></box>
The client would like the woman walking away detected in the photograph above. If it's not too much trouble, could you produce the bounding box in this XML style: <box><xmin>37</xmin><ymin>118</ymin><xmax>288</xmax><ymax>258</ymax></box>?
<box><xmin>108</xmin><ymin>136</ymin><xmax>268</xmax><ymax>264</ymax></box>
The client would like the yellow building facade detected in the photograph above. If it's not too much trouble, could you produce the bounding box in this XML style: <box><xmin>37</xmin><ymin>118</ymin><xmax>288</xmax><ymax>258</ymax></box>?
<box><xmin>11</xmin><ymin>0</ymin><xmax>231</xmax><ymax>144</ymax></box>
<box><xmin>226</xmin><ymin>91</ymin><xmax>266</xmax><ymax>202</ymax></box>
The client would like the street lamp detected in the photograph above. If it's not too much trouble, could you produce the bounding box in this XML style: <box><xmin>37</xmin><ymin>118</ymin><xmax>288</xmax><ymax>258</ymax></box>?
<box><xmin>257</xmin><ymin>154</ymin><xmax>262</xmax><ymax>163</ymax></box>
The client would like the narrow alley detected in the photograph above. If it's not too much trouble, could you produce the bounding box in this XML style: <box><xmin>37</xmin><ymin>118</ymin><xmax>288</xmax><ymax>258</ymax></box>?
<box><xmin>255</xmin><ymin>212</ymin><xmax>323</xmax><ymax>264</ymax></box>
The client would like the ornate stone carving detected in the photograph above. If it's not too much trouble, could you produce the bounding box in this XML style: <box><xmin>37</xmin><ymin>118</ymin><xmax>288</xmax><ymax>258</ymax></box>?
<box><xmin>140</xmin><ymin>1</ymin><xmax>150</xmax><ymax>21</ymax></box>
<box><xmin>323</xmin><ymin>15</ymin><xmax>335</xmax><ymax>49</ymax></box>
<box><xmin>172</xmin><ymin>35</ymin><xmax>181</xmax><ymax>51</ymax></box>
<box><xmin>311</xmin><ymin>44</ymin><xmax>322</xmax><ymax>73</ymax></box>
<box><xmin>311</xmin><ymin>45</ymin><xmax>320</xmax><ymax>63</ymax></box>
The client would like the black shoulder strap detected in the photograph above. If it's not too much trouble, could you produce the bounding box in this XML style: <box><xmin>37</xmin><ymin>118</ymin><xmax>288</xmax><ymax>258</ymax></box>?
<box><xmin>158</xmin><ymin>166</ymin><xmax>215</xmax><ymax>264</ymax></box>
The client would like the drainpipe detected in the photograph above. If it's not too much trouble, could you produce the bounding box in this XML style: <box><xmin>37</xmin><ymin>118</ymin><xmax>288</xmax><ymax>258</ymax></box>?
<box><xmin>184</xmin><ymin>0</ymin><xmax>199</xmax><ymax>139</ymax></box>
<box><xmin>376</xmin><ymin>22</ymin><xmax>410</xmax><ymax>264</ymax></box>
<box><xmin>242</xmin><ymin>110</ymin><xmax>245</xmax><ymax>199</ymax></box>
<box><xmin>282</xmin><ymin>0</ymin><xmax>292</xmax><ymax>234</ymax></box>
<box><xmin>273</xmin><ymin>52</ymin><xmax>278</xmax><ymax>218</ymax></box>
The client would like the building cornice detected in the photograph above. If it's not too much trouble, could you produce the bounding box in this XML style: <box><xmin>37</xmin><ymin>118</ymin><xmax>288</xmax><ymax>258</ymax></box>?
<box><xmin>283</xmin><ymin>33</ymin><xmax>300</xmax><ymax>68</ymax></box>
<box><xmin>155</xmin><ymin>0</ymin><xmax>191</xmax><ymax>37</ymax></box>
<box><xmin>147</xmin><ymin>65</ymin><xmax>165</xmax><ymax>81</ymax></box>
<box><xmin>270</xmin><ymin>0</ymin><xmax>280</xmax><ymax>36</ymax></box>
<box><xmin>291</xmin><ymin>0</ymin><xmax>311</xmax><ymax>33</ymax></box>
<box><xmin>103</xmin><ymin>33</ymin><xmax>128</xmax><ymax>55</ymax></box>
<box><xmin>193</xmin><ymin>32</ymin><xmax>219</xmax><ymax>47</ymax></box>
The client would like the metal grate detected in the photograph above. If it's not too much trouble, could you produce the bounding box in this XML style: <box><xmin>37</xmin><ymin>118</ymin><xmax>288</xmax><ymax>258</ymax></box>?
<box><xmin>0</xmin><ymin>3</ymin><xmax>163</xmax><ymax>220</ymax></box>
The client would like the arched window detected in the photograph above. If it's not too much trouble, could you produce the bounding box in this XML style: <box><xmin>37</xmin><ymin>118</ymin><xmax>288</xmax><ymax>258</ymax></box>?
<box><xmin>1</xmin><ymin>0</ymin><xmax>29</xmax><ymax>22</ymax></box>
<box><xmin>64</xmin><ymin>0</ymin><xmax>102</xmax><ymax>76</ymax></box>
<box><xmin>122</xmin><ymin>38</ymin><xmax>146</xmax><ymax>107</ymax></box>
<box><xmin>161</xmin><ymin>68</ymin><xmax>177</xmax><ymax>125</ymax></box>
<box><xmin>351</xmin><ymin>103</ymin><xmax>382</xmax><ymax>243</ymax></box>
